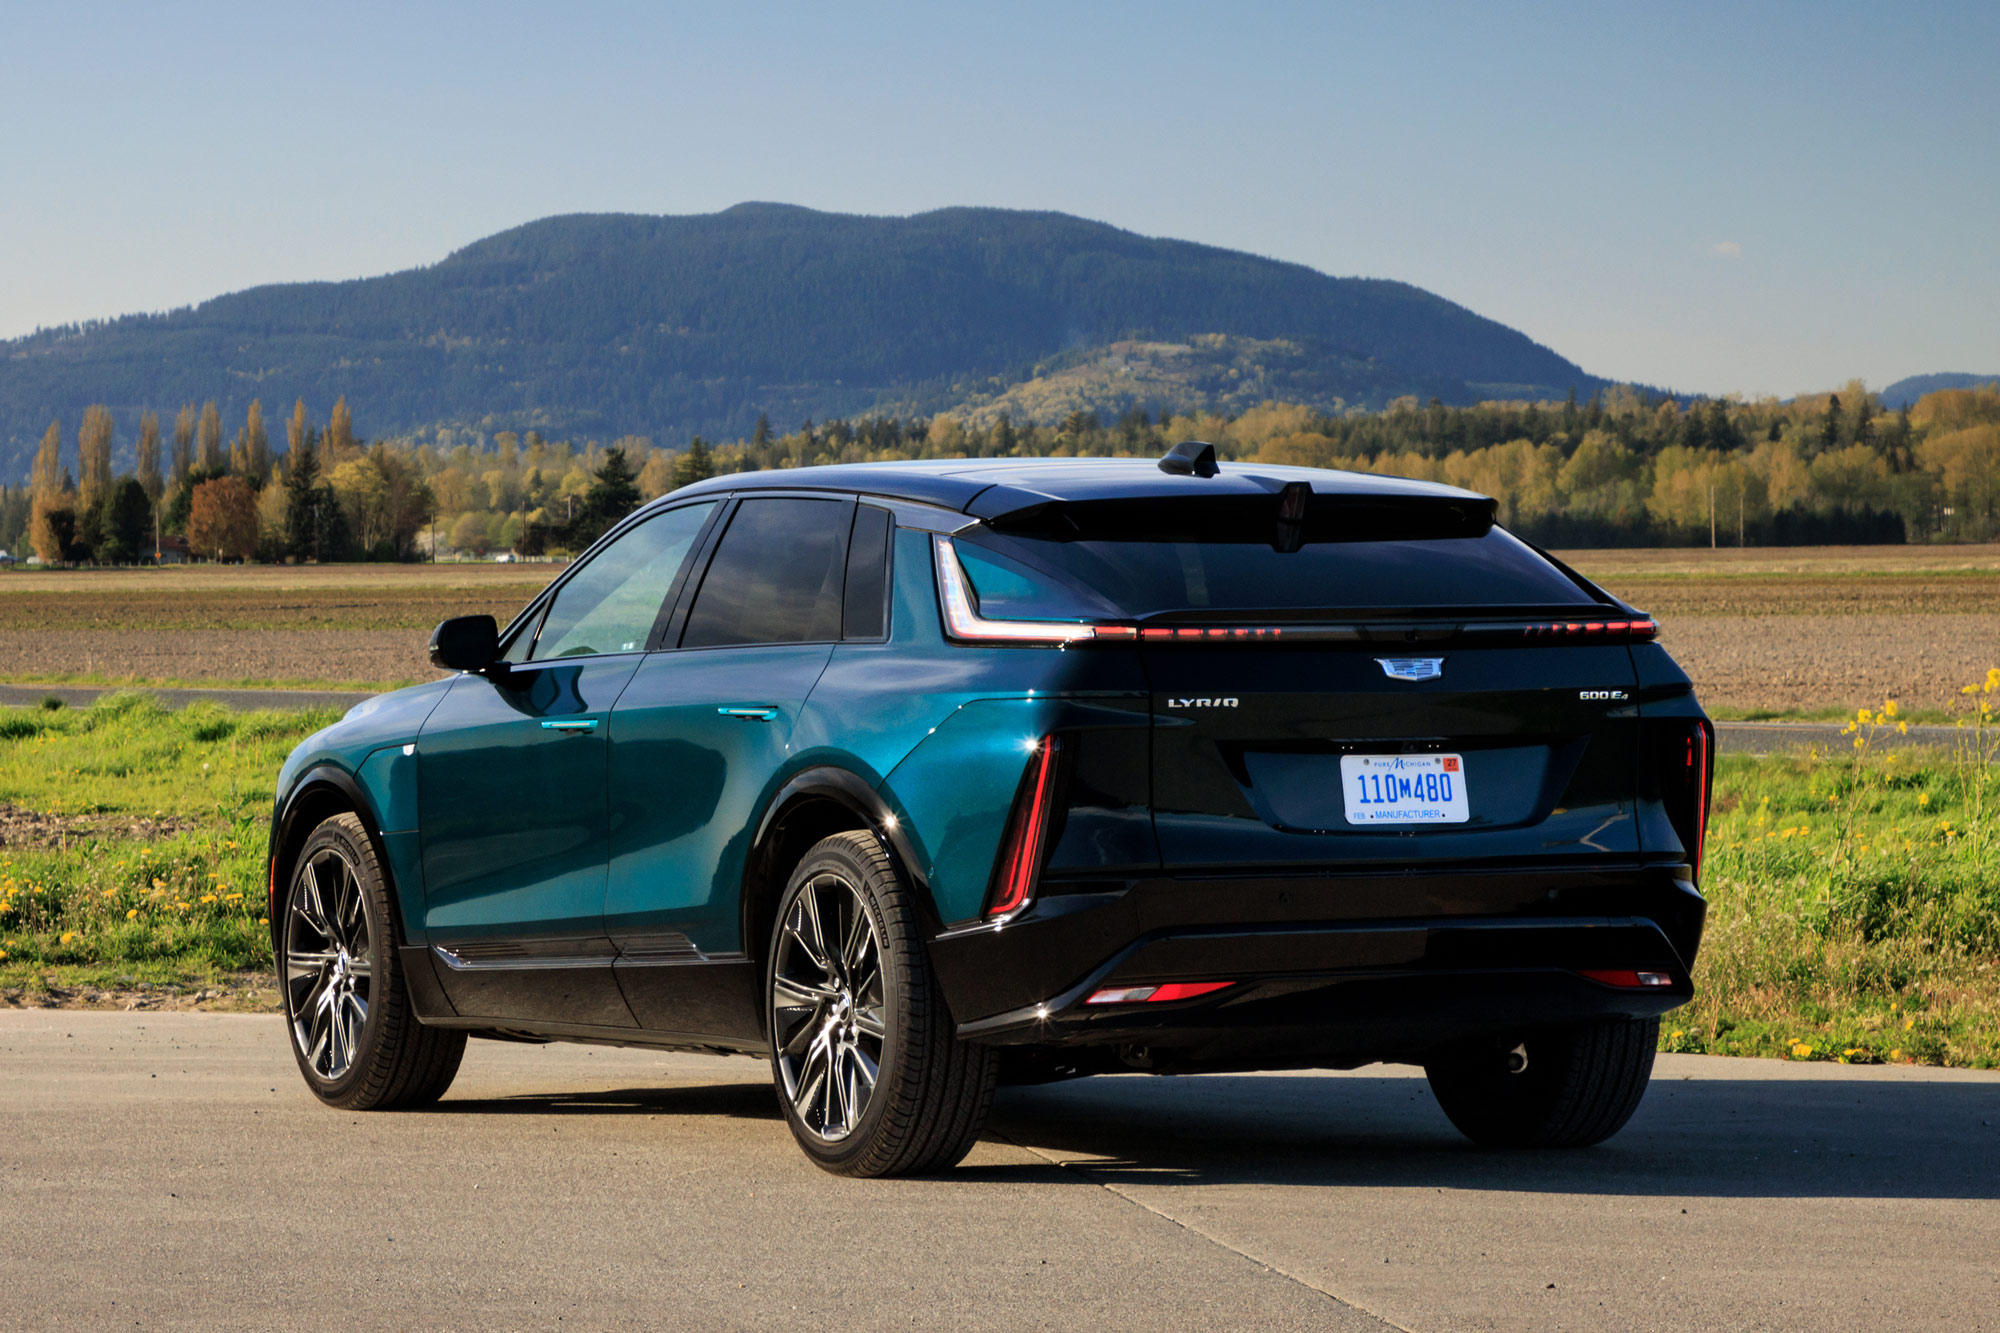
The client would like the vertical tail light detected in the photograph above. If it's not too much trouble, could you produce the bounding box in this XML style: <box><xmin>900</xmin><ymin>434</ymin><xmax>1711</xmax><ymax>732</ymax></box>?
<box><xmin>1659</xmin><ymin>719</ymin><xmax>1714</xmax><ymax>882</ymax></box>
<box><xmin>986</xmin><ymin>736</ymin><xmax>1064</xmax><ymax>919</ymax></box>
<box><xmin>1688</xmin><ymin>719</ymin><xmax>1713</xmax><ymax>881</ymax></box>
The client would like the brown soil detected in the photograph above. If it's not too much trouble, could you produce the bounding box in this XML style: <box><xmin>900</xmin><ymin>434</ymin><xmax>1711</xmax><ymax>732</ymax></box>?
<box><xmin>1656</xmin><ymin>613</ymin><xmax>2000</xmax><ymax>713</ymax></box>
<box><xmin>0</xmin><ymin>628</ymin><xmax>436</xmax><ymax>687</ymax></box>
<box><xmin>0</xmin><ymin>802</ymin><xmax>201</xmax><ymax>849</ymax></box>
<box><xmin>0</xmin><ymin>973</ymin><xmax>279</xmax><ymax>1012</ymax></box>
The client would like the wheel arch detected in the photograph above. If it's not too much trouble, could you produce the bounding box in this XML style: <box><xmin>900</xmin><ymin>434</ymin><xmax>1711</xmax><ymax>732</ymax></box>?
<box><xmin>741</xmin><ymin>766</ymin><xmax>934</xmax><ymax>984</ymax></box>
<box><xmin>268</xmin><ymin>765</ymin><xmax>398</xmax><ymax>954</ymax></box>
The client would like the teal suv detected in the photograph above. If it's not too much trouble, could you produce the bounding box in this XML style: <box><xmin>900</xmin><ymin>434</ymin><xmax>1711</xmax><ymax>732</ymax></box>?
<box><xmin>269</xmin><ymin>449</ymin><xmax>1710</xmax><ymax>1175</ymax></box>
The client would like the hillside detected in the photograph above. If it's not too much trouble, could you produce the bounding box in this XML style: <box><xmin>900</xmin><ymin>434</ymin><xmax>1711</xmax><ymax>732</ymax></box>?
<box><xmin>0</xmin><ymin>203</ymin><xmax>1600</xmax><ymax>478</ymax></box>
<box><xmin>1879</xmin><ymin>373</ymin><xmax>1999</xmax><ymax>409</ymax></box>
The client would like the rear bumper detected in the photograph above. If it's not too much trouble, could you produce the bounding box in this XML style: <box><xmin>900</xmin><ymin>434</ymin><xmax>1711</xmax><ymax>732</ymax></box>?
<box><xmin>928</xmin><ymin>862</ymin><xmax>1704</xmax><ymax>1065</ymax></box>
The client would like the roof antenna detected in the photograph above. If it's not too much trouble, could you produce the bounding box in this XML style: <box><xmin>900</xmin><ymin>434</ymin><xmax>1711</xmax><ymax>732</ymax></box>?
<box><xmin>1158</xmin><ymin>440</ymin><xmax>1218</xmax><ymax>477</ymax></box>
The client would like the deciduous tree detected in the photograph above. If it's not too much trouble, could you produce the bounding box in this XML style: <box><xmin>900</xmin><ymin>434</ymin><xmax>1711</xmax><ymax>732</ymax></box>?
<box><xmin>187</xmin><ymin>476</ymin><xmax>259</xmax><ymax>561</ymax></box>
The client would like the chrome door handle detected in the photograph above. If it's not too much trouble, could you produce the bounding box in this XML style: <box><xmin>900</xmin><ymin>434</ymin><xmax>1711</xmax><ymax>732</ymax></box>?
<box><xmin>540</xmin><ymin>718</ymin><xmax>600</xmax><ymax>731</ymax></box>
<box><xmin>717</xmin><ymin>706</ymin><xmax>779</xmax><ymax>721</ymax></box>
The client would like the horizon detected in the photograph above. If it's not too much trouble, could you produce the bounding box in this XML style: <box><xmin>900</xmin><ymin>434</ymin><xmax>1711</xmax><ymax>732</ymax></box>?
<box><xmin>3</xmin><ymin>2</ymin><xmax>1997</xmax><ymax>397</ymax></box>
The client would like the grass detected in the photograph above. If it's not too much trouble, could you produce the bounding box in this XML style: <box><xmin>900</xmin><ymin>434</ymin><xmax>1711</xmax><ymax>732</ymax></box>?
<box><xmin>1674</xmin><ymin>686</ymin><xmax>2000</xmax><ymax>1068</ymax></box>
<box><xmin>0</xmin><ymin>693</ymin><xmax>338</xmax><ymax>987</ymax></box>
<box><xmin>3</xmin><ymin>689</ymin><xmax>1997</xmax><ymax>1069</ymax></box>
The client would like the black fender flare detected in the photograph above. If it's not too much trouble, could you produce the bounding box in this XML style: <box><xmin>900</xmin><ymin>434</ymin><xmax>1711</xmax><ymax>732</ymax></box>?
<box><xmin>741</xmin><ymin>765</ymin><xmax>940</xmax><ymax>960</ymax></box>
<box><xmin>267</xmin><ymin>763</ymin><xmax>394</xmax><ymax>953</ymax></box>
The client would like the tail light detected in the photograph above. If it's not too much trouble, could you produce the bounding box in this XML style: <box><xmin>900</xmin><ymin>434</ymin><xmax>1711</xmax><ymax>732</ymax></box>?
<box><xmin>936</xmin><ymin>538</ymin><xmax>1135</xmax><ymax>645</ymax></box>
<box><xmin>1659</xmin><ymin>718</ymin><xmax>1714</xmax><ymax>881</ymax></box>
<box><xmin>1522</xmin><ymin>619</ymin><xmax>1658</xmax><ymax>640</ymax></box>
<box><xmin>985</xmin><ymin>736</ymin><xmax>1064</xmax><ymax>919</ymax></box>
<box><xmin>1085</xmin><ymin>981</ymin><xmax>1235</xmax><ymax>1005</ymax></box>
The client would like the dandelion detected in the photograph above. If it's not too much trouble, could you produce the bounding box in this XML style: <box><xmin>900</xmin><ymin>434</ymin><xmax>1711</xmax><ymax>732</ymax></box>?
<box><xmin>1890</xmin><ymin>1048</ymin><xmax>1903</xmax><ymax>1061</ymax></box>
<box><xmin>258</xmin><ymin>917</ymin><xmax>268</xmax><ymax>925</ymax></box>
<box><xmin>1905</xmin><ymin>1017</ymin><xmax>1915</xmax><ymax>1030</ymax></box>
<box><xmin>125</xmin><ymin>908</ymin><xmax>138</xmax><ymax>920</ymax></box>
<box><xmin>1918</xmin><ymin>793</ymin><xmax>1930</xmax><ymax>806</ymax></box>
<box><xmin>1790</xmin><ymin>1041</ymin><xmax>1814</xmax><ymax>1059</ymax></box>
<box><xmin>58</xmin><ymin>931</ymin><xmax>75</xmax><ymax>945</ymax></box>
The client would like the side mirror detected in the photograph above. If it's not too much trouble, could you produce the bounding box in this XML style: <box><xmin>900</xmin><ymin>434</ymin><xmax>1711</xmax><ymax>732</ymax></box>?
<box><xmin>429</xmin><ymin>615</ymin><xmax>500</xmax><ymax>672</ymax></box>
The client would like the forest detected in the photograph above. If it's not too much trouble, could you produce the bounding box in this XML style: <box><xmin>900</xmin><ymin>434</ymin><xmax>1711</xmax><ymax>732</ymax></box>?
<box><xmin>3</xmin><ymin>379</ymin><xmax>1997</xmax><ymax>565</ymax></box>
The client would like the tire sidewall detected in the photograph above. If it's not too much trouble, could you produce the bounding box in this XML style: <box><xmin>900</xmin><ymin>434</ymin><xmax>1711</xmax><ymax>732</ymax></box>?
<box><xmin>766</xmin><ymin>837</ymin><xmax>905</xmax><ymax>1170</ymax></box>
<box><xmin>282</xmin><ymin>816</ymin><xmax>390</xmax><ymax>1102</ymax></box>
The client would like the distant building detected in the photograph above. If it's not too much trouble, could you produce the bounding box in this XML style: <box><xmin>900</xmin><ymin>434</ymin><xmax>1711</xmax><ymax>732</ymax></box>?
<box><xmin>155</xmin><ymin>535</ymin><xmax>190</xmax><ymax>565</ymax></box>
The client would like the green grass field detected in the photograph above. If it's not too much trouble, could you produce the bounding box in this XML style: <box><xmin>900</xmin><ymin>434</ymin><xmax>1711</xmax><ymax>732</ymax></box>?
<box><xmin>2</xmin><ymin>690</ymin><xmax>1996</xmax><ymax>1067</ymax></box>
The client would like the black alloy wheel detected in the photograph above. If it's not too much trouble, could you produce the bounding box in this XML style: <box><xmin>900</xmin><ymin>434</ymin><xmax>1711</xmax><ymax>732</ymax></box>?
<box><xmin>767</xmin><ymin>831</ymin><xmax>997</xmax><ymax>1176</ymax></box>
<box><xmin>281</xmin><ymin>813</ymin><xmax>466</xmax><ymax>1110</ymax></box>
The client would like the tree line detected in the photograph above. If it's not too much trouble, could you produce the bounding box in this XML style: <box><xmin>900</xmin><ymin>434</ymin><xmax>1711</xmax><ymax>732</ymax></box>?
<box><xmin>4</xmin><ymin>379</ymin><xmax>1996</xmax><ymax>564</ymax></box>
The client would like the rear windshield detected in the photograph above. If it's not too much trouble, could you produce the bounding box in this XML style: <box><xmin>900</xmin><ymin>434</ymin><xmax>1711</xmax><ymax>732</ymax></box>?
<box><xmin>957</xmin><ymin>497</ymin><xmax>1600</xmax><ymax>620</ymax></box>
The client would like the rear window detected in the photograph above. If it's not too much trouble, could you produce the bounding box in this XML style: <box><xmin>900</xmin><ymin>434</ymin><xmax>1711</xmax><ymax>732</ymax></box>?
<box><xmin>958</xmin><ymin>496</ymin><xmax>1600</xmax><ymax>619</ymax></box>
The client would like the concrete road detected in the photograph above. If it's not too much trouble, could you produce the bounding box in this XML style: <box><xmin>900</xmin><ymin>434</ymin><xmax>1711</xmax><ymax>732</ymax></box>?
<box><xmin>3</xmin><ymin>1014</ymin><xmax>1995</xmax><ymax>1331</ymax></box>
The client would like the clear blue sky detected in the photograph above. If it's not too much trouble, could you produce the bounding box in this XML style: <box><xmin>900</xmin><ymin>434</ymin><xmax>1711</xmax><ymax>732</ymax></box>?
<box><xmin>2</xmin><ymin>1</ymin><xmax>1995</xmax><ymax>397</ymax></box>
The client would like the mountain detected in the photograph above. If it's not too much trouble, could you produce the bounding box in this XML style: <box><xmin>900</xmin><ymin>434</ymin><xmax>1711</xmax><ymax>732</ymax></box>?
<box><xmin>0</xmin><ymin>204</ymin><xmax>1600</xmax><ymax>478</ymax></box>
<box><xmin>1878</xmin><ymin>373</ymin><xmax>2000</xmax><ymax>410</ymax></box>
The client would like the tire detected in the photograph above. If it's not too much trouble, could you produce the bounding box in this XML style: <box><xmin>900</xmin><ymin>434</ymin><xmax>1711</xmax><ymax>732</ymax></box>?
<box><xmin>280</xmin><ymin>812</ymin><xmax>467</xmax><ymax>1110</ymax></box>
<box><xmin>766</xmin><ymin>830</ymin><xmax>998</xmax><ymax>1177</ymax></box>
<box><xmin>1424</xmin><ymin>1016</ymin><xmax>1659</xmax><ymax>1148</ymax></box>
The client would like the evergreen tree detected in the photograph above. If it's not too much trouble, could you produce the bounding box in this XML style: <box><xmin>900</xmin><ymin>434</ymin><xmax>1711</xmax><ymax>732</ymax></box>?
<box><xmin>671</xmin><ymin>436</ymin><xmax>715</xmax><ymax>489</ymax></box>
<box><xmin>97</xmin><ymin>478</ymin><xmax>152</xmax><ymax>564</ymax></box>
<box><xmin>1818</xmin><ymin>395</ymin><xmax>1842</xmax><ymax>455</ymax></box>
<box><xmin>752</xmin><ymin>413</ymin><xmax>772</xmax><ymax>447</ymax></box>
<box><xmin>284</xmin><ymin>425</ymin><xmax>326</xmax><ymax>561</ymax></box>
<box><xmin>570</xmin><ymin>446</ymin><xmax>640</xmax><ymax>545</ymax></box>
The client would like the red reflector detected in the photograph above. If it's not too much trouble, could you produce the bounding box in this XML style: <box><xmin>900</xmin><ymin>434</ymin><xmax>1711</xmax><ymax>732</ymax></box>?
<box><xmin>1147</xmin><ymin>981</ymin><xmax>1233</xmax><ymax>1002</ymax></box>
<box><xmin>1577</xmin><ymin>969</ymin><xmax>1675</xmax><ymax>988</ymax></box>
<box><xmin>1084</xmin><ymin>980</ymin><xmax>1234</xmax><ymax>1006</ymax></box>
<box><xmin>986</xmin><ymin>737</ymin><xmax>1061</xmax><ymax>919</ymax></box>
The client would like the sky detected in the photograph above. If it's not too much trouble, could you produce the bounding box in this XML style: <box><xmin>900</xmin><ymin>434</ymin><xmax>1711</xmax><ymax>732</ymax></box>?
<box><xmin>2</xmin><ymin>1</ymin><xmax>1996</xmax><ymax>397</ymax></box>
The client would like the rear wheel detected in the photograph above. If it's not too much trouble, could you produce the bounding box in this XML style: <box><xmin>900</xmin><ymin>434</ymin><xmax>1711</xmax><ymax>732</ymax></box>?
<box><xmin>766</xmin><ymin>831</ymin><xmax>997</xmax><ymax>1176</ymax></box>
<box><xmin>1424</xmin><ymin>1016</ymin><xmax>1658</xmax><ymax>1148</ymax></box>
<box><xmin>281</xmin><ymin>813</ymin><xmax>466</xmax><ymax>1110</ymax></box>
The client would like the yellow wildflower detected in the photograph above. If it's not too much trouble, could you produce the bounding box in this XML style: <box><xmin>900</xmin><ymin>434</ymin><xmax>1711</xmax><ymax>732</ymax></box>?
<box><xmin>125</xmin><ymin>908</ymin><xmax>138</xmax><ymax>919</ymax></box>
<box><xmin>1883</xmin><ymin>700</ymin><xmax>1898</xmax><ymax>718</ymax></box>
<box><xmin>1918</xmin><ymin>792</ymin><xmax>1930</xmax><ymax>806</ymax></box>
<box><xmin>1790</xmin><ymin>1042</ymin><xmax>1813</xmax><ymax>1059</ymax></box>
<box><xmin>59</xmin><ymin>931</ymin><xmax>75</xmax><ymax>945</ymax></box>
<box><xmin>1905</xmin><ymin>1017</ymin><xmax>1915</xmax><ymax>1030</ymax></box>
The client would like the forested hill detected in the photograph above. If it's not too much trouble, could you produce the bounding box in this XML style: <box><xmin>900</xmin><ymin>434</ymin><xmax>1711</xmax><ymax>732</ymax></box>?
<box><xmin>1879</xmin><ymin>373</ymin><xmax>2000</xmax><ymax>410</ymax></box>
<box><xmin>0</xmin><ymin>203</ymin><xmax>1599</xmax><ymax>478</ymax></box>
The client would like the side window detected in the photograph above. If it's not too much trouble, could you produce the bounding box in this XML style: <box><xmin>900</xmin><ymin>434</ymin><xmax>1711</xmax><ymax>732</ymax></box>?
<box><xmin>681</xmin><ymin>497</ymin><xmax>851</xmax><ymax>648</ymax></box>
<box><xmin>842</xmin><ymin>505</ymin><xmax>892</xmax><ymax>640</ymax></box>
<box><xmin>529</xmin><ymin>502</ymin><xmax>717</xmax><ymax>661</ymax></box>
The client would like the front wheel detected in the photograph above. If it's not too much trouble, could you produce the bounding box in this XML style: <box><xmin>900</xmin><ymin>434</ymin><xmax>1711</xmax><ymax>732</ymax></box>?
<box><xmin>1424</xmin><ymin>1016</ymin><xmax>1659</xmax><ymax>1148</ymax></box>
<box><xmin>280</xmin><ymin>812</ymin><xmax>466</xmax><ymax>1110</ymax></box>
<box><xmin>766</xmin><ymin>831</ymin><xmax>997</xmax><ymax>1176</ymax></box>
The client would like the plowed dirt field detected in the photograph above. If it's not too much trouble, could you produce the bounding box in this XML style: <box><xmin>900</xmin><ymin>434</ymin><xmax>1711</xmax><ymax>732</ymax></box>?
<box><xmin>1</xmin><ymin>549</ymin><xmax>1995</xmax><ymax>713</ymax></box>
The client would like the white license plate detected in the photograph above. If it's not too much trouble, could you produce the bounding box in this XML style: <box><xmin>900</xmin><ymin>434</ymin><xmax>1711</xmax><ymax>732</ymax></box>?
<box><xmin>1340</xmin><ymin>753</ymin><xmax>1469</xmax><ymax>825</ymax></box>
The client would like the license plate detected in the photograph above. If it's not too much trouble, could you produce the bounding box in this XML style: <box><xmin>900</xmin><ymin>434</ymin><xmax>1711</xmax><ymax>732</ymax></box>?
<box><xmin>1340</xmin><ymin>753</ymin><xmax>1469</xmax><ymax>825</ymax></box>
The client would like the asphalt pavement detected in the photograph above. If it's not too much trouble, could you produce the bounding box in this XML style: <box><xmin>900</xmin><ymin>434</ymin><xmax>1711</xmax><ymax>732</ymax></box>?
<box><xmin>2</xmin><ymin>1012</ymin><xmax>1994</xmax><ymax>1331</ymax></box>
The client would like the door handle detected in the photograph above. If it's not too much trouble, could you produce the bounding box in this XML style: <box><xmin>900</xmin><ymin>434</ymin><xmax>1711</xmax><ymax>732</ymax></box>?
<box><xmin>717</xmin><ymin>706</ymin><xmax>780</xmax><ymax>722</ymax></box>
<box><xmin>540</xmin><ymin>718</ymin><xmax>600</xmax><ymax>731</ymax></box>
